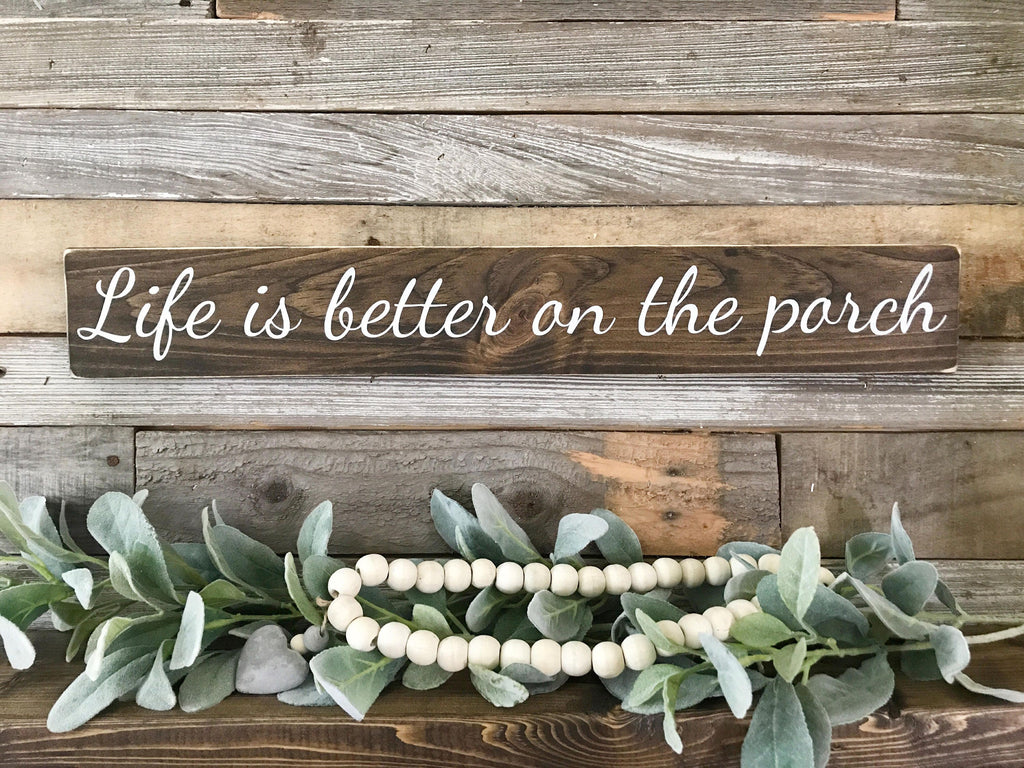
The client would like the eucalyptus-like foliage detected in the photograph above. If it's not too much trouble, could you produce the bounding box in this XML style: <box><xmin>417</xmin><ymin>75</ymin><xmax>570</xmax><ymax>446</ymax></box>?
<box><xmin>0</xmin><ymin>482</ymin><xmax>1022</xmax><ymax>766</ymax></box>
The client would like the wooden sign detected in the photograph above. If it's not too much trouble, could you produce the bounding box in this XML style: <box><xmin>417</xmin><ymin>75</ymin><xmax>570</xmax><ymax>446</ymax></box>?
<box><xmin>65</xmin><ymin>246</ymin><xmax>959</xmax><ymax>377</ymax></box>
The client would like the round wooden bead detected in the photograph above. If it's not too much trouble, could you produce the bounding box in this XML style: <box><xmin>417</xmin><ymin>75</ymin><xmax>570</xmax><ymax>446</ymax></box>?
<box><xmin>436</xmin><ymin>635</ymin><xmax>470</xmax><ymax>673</ymax></box>
<box><xmin>471</xmin><ymin>558</ymin><xmax>497</xmax><ymax>589</ymax></box>
<box><xmin>679</xmin><ymin>558</ymin><xmax>706</xmax><ymax>588</ymax></box>
<box><xmin>702</xmin><ymin>606</ymin><xmax>735</xmax><ymax>641</ymax></box>
<box><xmin>415</xmin><ymin>560</ymin><xmax>446</xmax><ymax>594</ymax></box>
<box><xmin>622</xmin><ymin>634</ymin><xmax>657</xmax><ymax>671</ymax></box>
<box><xmin>577</xmin><ymin>565</ymin><xmax>607</xmax><ymax>598</ymax></box>
<box><xmin>523</xmin><ymin>562</ymin><xmax>552</xmax><ymax>593</ymax></box>
<box><xmin>500</xmin><ymin>638</ymin><xmax>532</xmax><ymax>669</ymax></box>
<box><xmin>726</xmin><ymin>599</ymin><xmax>759</xmax><ymax>620</ymax></box>
<box><xmin>652</xmin><ymin>557</ymin><xmax>683</xmax><ymax>589</ymax></box>
<box><xmin>730</xmin><ymin>554</ymin><xmax>758</xmax><ymax>577</ymax></box>
<box><xmin>591</xmin><ymin>641</ymin><xmax>626</xmax><ymax>679</ymax></box>
<box><xmin>346</xmin><ymin>616</ymin><xmax>380</xmax><ymax>652</ymax></box>
<box><xmin>757</xmin><ymin>553</ymin><xmax>781</xmax><ymax>573</ymax></box>
<box><xmin>386</xmin><ymin>558</ymin><xmax>418</xmax><ymax>592</ymax></box>
<box><xmin>678</xmin><ymin>612</ymin><xmax>714</xmax><ymax>649</ymax></box>
<box><xmin>443</xmin><ymin>559</ymin><xmax>473</xmax><ymax>593</ymax></box>
<box><xmin>495</xmin><ymin>562</ymin><xmax>525</xmax><ymax>594</ymax></box>
<box><xmin>406</xmin><ymin>629</ymin><xmax>440</xmax><ymax>666</ymax></box>
<box><xmin>703</xmin><ymin>556</ymin><xmax>732</xmax><ymax>586</ymax></box>
<box><xmin>549</xmin><ymin>563</ymin><xmax>579</xmax><ymax>596</ymax></box>
<box><xmin>655</xmin><ymin>619</ymin><xmax>686</xmax><ymax>655</ymax></box>
<box><xmin>303</xmin><ymin>625</ymin><xmax>329</xmax><ymax>654</ymax></box>
<box><xmin>467</xmin><ymin>634</ymin><xmax>501</xmax><ymax>670</ymax></box>
<box><xmin>376</xmin><ymin>621</ymin><xmax>412</xmax><ymax>659</ymax></box>
<box><xmin>818</xmin><ymin>566</ymin><xmax>836</xmax><ymax>586</ymax></box>
<box><xmin>289</xmin><ymin>634</ymin><xmax>307</xmax><ymax>654</ymax></box>
<box><xmin>603</xmin><ymin>564</ymin><xmax>632</xmax><ymax>595</ymax></box>
<box><xmin>355</xmin><ymin>554</ymin><xmax>389</xmax><ymax>587</ymax></box>
<box><xmin>327</xmin><ymin>567</ymin><xmax>362</xmax><ymax>598</ymax></box>
<box><xmin>326</xmin><ymin>595</ymin><xmax>363</xmax><ymax>632</ymax></box>
<box><xmin>531</xmin><ymin>638</ymin><xmax>562</xmax><ymax>677</ymax></box>
<box><xmin>561</xmin><ymin>640</ymin><xmax>592</xmax><ymax>677</ymax></box>
<box><xmin>628</xmin><ymin>562</ymin><xmax>659</xmax><ymax>593</ymax></box>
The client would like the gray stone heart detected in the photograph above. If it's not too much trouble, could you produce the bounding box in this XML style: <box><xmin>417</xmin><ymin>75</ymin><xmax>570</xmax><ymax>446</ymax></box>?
<box><xmin>236</xmin><ymin>625</ymin><xmax>310</xmax><ymax>695</ymax></box>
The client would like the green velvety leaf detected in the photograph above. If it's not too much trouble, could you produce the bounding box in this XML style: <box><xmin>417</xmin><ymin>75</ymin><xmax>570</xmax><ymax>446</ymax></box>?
<box><xmin>773</xmin><ymin>638</ymin><xmax>807</xmax><ymax>683</ymax></box>
<box><xmin>285</xmin><ymin>552</ymin><xmax>322</xmax><ymax>626</ymax></box>
<box><xmin>49</xmin><ymin>600</ymin><xmax>88</xmax><ymax>633</ymax></box>
<box><xmin>954</xmin><ymin>672</ymin><xmax>1024</xmax><ymax>703</ymax></box>
<box><xmin>934</xmin><ymin>578</ymin><xmax>964</xmax><ymax>616</ymax></box>
<box><xmin>730</xmin><ymin>612</ymin><xmax>797</xmax><ymax>648</ymax></box>
<box><xmin>795</xmin><ymin>684</ymin><xmax>832</xmax><ymax>768</ymax></box>
<box><xmin>469</xmin><ymin>664</ymin><xmax>530</xmax><ymax>707</ymax></box>
<box><xmin>471</xmin><ymin>483</ymin><xmax>542</xmax><ymax>564</ymax></box>
<box><xmin>881</xmin><ymin>561</ymin><xmax>938</xmax><ymax>616</ymax></box>
<box><xmin>844</xmin><ymin>575</ymin><xmax>931</xmax><ymax>640</ymax></box>
<box><xmin>929</xmin><ymin>624</ymin><xmax>970</xmax><ymax>683</ymax></box>
<box><xmin>466</xmin><ymin>586</ymin><xmax>508</xmax><ymax>633</ymax></box>
<box><xmin>19</xmin><ymin>495</ymin><xmax>74</xmax><ymax>576</ymax></box>
<box><xmin>702</xmin><ymin>634</ymin><xmax>752</xmax><ymax>719</ymax></box>
<box><xmin>87</xmin><ymin>492</ymin><xmax>178</xmax><ymax>605</ymax></box>
<box><xmin>725</xmin><ymin>570</ymin><xmax>768</xmax><ymax>603</ymax></box>
<box><xmin>430</xmin><ymin>488</ymin><xmax>503</xmax><ymax>562</ymax></box>
<box><xmin>805</xmin><ymin>653</ymin><xmax>894</xmax><ymax>726</ymax></box>
<box><xmin>526</xmin><ymin>591</ymin><xmax>592</xmax><ymax>642</ymax></box>
<box><xmin>302</xmin><ymin>554</ymin><xmax>345</xmax><ymax>601</ymax></box>
<box><xmin>136</xmin><ymin>640</ymin><xmax>176</xmax><ymax>711</ymax></box>
<box><xmin>778</xmin><ymin>527</ymin><xmax>820</xmax><ymax>623</ymax></box>
<box><xmin>0</xmin><ymin>614</ymin><xmax>35</xmax><ymax>669</ymax></box>
<box><xmin>198</xmin><ymin>579</ymin><xmax>248</xmax><ymax>609</ymax></box>
<box><xmin>170</xmin><ymin>591</ymin><xmax>205</xmax><ymax>671</ymax></box>
<box><xmin>297</xmin><ymin>501</ymin><xmax>332</xmax><ymax>564</ymax></box>
<box><xmin>277</xmin><ymin>676</ymin><xmax>336</xmax><ymax>707</ymax></box>
<box><xmin>590</xmin><ymin>508</ymin><xmax>643</xmax><ymax>566</ymax></box>
<box><xmin>634</xmin><ymin>609</ymin><xmax>687</xmax><ymax>656</ymax></box>
<box><xmin>309</xmin><ymin>647</ymin><xmax>404</xmax><ymax>721</ymax></box>
<box><xmin>0</xmin><ymin>582</ymin><xmax>74</xmax><ymax>629</ymax></box>
<box><xmin>620</xmin><ymin>591</ymin><xmax>684</xmax><ymax>625</ymax></box>
<box><xmin>61</xmin><ymin>568</ymin><xmax>95</xmax><ymax>610</ymax></box>
<box><xmin>741</xmin><ymin>677</ymin><xmax>814</xmax><ymax>768</ymax></box>
<box><xmin>169</xmin><ymin>543</ymin><xmax>221</xmax><ymax>584</ymax></box>
<box><xmin>58</xmin><ymin>502</ymin><xmax>88</xmax><ymax>556</ymax></box>
<box><xmin>179</xmin><ymin>651</ymin><xmax>240</xmax><ymax>713</ymax></box>
<box><xmin>757</xmin><ymin>575</ymin><xmax>868</xmax><ymax>645</ymax></box>
<box><xmin>901</xmin><ymin>648</ymin><xmax>944</xmax><ymax>681</ymax></box>
<box><xmin>845</xmin><ymin>532</ymin><xmax>894</xmax><ymax>581</ymax></box>
<box><xmin>493</xmin><ymin>601</ymin><xmax>539</xmax><ymax>643</ymax></box>
<box><xmin>402</xmin><ymin>662</ymin><xmax>452</xmax><ymax>690</ymax></box>
<box><xmin>552</xmin><ymin>513</ymin><xmax>608</xmax><ymax>564</ymax></box>
<box><xmin>108</xmin><ymin>550</ymin><xmax>175</xmax><ymax>610</ymax></box>
<box><xmin>662</xmin><ymin>674</ymin><xmax>684</xmax><ymax>754</ymax></box>
<box><xmin>501</xmin><ymin>663</ymin><xmax>567</xmax><ymax>695</ymax></box>
<box><xmin>889</xmin><ymin>502</ymin><xmax>916</xmax><ymax>565</ymax></box>
<box><xmin>47</xmin><ymin>647</ymin><xmax>156</xmax><ymax>732</ymax></box>
<box><xmin>625</xmin><ymin>664</ymin><xmax>681</xmax><ymax>710</ymax></box>
<box><xmin>717</xmin><ymin>541</ymin><xmax>779</xmax><ymax>563</ymax></box>
<box><xmin>202</xmin><ymin>510</ymin><xmax>288</xmax><ymax>602</ymax></box>
<box><xmin>0</xmin><ymin>481</ymin><xmax>30</xmax><ymax>550</ymax></box>
<box><xmin>412</xmin><ymin>604</ymin><xmax>452</xmax><ymax>638</ymax></box>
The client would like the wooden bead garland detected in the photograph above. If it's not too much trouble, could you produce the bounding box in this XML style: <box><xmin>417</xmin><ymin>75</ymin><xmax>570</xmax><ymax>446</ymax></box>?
<box><xmin>316</xmin><ymin>553</ymin><xmax>824</xmax><ymax>679</ymax></box>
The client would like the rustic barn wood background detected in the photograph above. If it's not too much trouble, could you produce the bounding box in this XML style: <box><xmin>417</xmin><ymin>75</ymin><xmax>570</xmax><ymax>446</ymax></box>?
<box><xmin>0</xmin><ymin>1</ymin><xmax>1022</xmax><ymax>765</ymax></box>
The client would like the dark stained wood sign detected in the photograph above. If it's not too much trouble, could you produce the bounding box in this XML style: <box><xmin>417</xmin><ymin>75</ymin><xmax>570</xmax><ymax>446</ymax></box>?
<box><xmin>65</xmin><ymin>246</ymin><xmax>959</xmax><ymax>377</ymax></box>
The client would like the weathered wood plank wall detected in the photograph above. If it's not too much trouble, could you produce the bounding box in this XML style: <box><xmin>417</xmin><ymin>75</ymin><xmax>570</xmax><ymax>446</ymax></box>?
<box><xmin>3</xmin><ymin>112</ymin><xmax>1021</xmax><ymax>204</ymax></box>
<box><xmin>1</xmin><ymin>21</ymin><xmax>1020</xmax><ymax>111</ymax></box>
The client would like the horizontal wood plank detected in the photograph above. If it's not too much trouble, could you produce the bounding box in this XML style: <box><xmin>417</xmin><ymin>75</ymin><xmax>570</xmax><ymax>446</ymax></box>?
<box><xmin>782</xmin><ymin>432</ymin><xmax>1024</xmax><ymax>558</ymax></box>
<box><xmin>135</xmin><ymin>430</ymin><xmax>780</xmax><ymax>556</ymax></box>
<box><xmin>898</xmin><ymin>1</ymin><xmax>1024</xmax><ymax>20</ymax></box>
<box><xmin>0</xmin><ymin>427</ymin><xmax>134</xmax><ymax>552</ymax></box>
<box><xmin>3</xmin><ymin>111</ymin><xmax>1022</xmax><ymax>205</ymax></box>
<box><xmin>216</xmin><ymin>0</ymin><xmax>895</xmax><ymax>20</ymax></box>
<box><xmin>64</xmin><ymin>245</ymin><xmax>960</xmax><ymax>376</ymax></box>
<box><xmin>4</xmin><ymin>202</ymin><xmax>1024</xmax><ymax>339</ymax></box>
<box><xmin>1</xmin><ymin>21</ymin><xmax>1021</xmax><ymax>111</ymax></box>
<box><xmin>0</xmin><ymin>0</ymin><xmax>211</xmax><ymax>17</ymax></box>
<box><xmin>1</xmin><ymin>336</ymin><xmax>1022</xmax><ymax>430</ymax></box>
<box><xmin>1</xmin><ymin>632</ymin><xmax>1023</xmax><ymax>766</ymax></box>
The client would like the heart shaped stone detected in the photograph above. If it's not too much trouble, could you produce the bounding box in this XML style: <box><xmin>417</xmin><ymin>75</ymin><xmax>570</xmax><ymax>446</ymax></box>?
<box><xmin>236</xmin><ymin>625</ymin><xmax>310</xmax><ymax>695</ymax></box>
